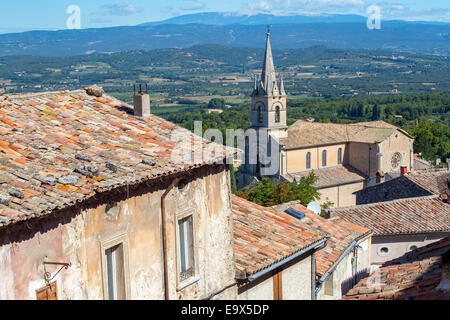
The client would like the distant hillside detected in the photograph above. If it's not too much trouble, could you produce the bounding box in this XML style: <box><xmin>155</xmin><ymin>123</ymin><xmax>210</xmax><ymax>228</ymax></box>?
<box><xmin>0</xmin><ymin>21</ymin><xmax>449</xmax><ymax>57</ymax></box>
<box><xmin>139</xmin><ymin>12</ymin><xmax>368</xmax><ymax>26</ymax></box>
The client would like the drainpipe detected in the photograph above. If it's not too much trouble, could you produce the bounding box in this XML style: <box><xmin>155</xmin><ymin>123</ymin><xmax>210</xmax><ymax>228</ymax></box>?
<box><xmin>161</xmin><ymin>177</ymin><xmax>180</xmax><ymax>300</ymax></box>
<box><xmin>315</xmin><ymin>232</ymin><xmax>372</xmax><ymax>298</ymax></box>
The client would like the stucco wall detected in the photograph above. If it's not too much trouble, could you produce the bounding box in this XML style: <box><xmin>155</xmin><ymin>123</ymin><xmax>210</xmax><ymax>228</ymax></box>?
<box><xmin>318</xmin><ymin>181</ymin><xmax>365</xmax><ymax>208</ymax></box>
<box><xmin>0</xmin><ymin>164</ymin><xmax>237</xmax><ymax>300</ymax></box>
<box><xmin>281</xmin><ymin>254</ymin><xmax>312</xmax><ymax>300</ymax></box>
<box><xmin>371</xmin><ymin>233</ymin><xmax>450</xmax><ymax>266</ymax></box>
<box><xmin>317</xmin><ymin>237</ymin><xmax>371</xmax><ymax>300</ymax></box>
<box><xmin>286</xmin><ymin>144</ymin><xmax>347</xmax><ymax>173</ymax></box>
<box><xmin>238</xmin><ymin>254</ymin><xmax>312</xmax><ymax>300</ymax></box>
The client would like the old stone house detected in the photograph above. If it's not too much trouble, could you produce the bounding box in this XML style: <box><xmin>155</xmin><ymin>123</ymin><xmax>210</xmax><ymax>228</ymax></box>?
<box><xmin>232</xmin><ymin>196</ymin><xmax>329</xmax><ymax>300</ymax></box>
<box><xmin>274</xmin><ymin>202</ymin><xmax>372</xmax><ymax>300</ymax></box>
<box><xmin>0</xmin><ymin>88</ymin><xmax>237</xmax><ymax>300</ymax></box>
<box><xmin>331</xmin><ymin>196</ymin><xmax>450</xmax><ymax>267</ymax></box>
<box><xmin>241</xmin><ymin>30</ymin><xmax>415</xmax><ymax>209</ymax></box>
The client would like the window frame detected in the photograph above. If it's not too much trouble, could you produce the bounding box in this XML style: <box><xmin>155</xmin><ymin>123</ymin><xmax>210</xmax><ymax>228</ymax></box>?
<box><xmin>175</xmin><ymin>208</ymin><xmax>199</xmax><ymax>291</ymax></box>
<box><xmin>100</xmin><ymin>233</ymin><xmax>130</xmax><ymax>300</ymax></box>
<box><xmin>322</xmin><ymin>150</ymin><xmax>327</xmax><ymax>167</ymax></box>
<box><xmin>306</xmin><ymin>152</ymin><xmax>311</xmax><ymax>169</ymax></box>
<box><xmin>338</xmin><ymin>148</ymin><xmax>343</xmax><ymax>165</ymax></box>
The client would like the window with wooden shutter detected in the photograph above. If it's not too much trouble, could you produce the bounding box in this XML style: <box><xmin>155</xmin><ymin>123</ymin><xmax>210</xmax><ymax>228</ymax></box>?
<box><xmin>36</xmin><ymin>281</ymin><xmax>57</xmax><ymax>300</ymax></box>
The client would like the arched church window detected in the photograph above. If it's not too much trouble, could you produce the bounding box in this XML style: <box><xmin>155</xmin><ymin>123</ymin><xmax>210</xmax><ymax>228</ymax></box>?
<box><xmin>322</xmin><ymin>150</ymin><xmax>327</xmax><ymax>167</ymax></box>
<box><xmin>306</xmin><ymin>152</ymin><xmax>311</xmax><ymax>169</ymax></box>
<box><xmin>258</xmin><ymin>105</ymin><xmax>263</xmax><ymax>123</ymax></box>
<box><xmin>338</xmin><ymin>148</ymin><xmax>343</xmax><ymax>164</ymax></box>
<box><xmin>275</xmin><ymin>106</ymin><xmax>281</xmax><ymax>123</ymax></box>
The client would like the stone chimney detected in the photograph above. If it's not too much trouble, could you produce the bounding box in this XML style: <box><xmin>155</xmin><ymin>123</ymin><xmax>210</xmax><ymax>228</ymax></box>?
<box><xmin>400</xmin><ymin>166</ymin><xmax>408</xmax><ymax>176</ymax></box>
<box><xmin>436</xmin><ymin>250</ymin><xmax>450</xmax><ymax>292</ymax></box>
<box><xmin>133</xmin><ymin>83</ymin><xmax>150</xmax><ymax>118</ymax></box>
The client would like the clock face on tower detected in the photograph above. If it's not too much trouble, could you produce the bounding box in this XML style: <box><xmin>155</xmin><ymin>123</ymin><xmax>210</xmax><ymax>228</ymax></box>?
<box><xmin>391</xmin><ymin>152</ymin><xmax>402</xmax><ymax>169</ymax></box>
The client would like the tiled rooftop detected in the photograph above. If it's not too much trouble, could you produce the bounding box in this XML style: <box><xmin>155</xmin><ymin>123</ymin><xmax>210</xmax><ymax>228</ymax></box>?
<box><xmin>286</xmin><ymin>165</ymin><xmax>367</xmax><ymax>189</ymax></box>
<box><xmin>274</xmin><ymin>202</ymin><xmax>372</xmax><ymax>277</ymax></box>
<box><xmin>0</xmin><ymin>89</ymin><xmax>233</xmax><ymax>228</ymax></box>
<box><xmin>232</xmin><ymin>195</ymin><xmax>328</xmax><ymax>277</ymax></box>
<box><xmin>280</xmin><ymin>120</ymin><xmax>411</xmax><ymax>150</ymax></box>
<box><xmin>331</xmin><ymin>196</ymin><xmax>450</xmax><ymax>236</ymax></box>
<box><xmin>406</xmin><ymin>170</ymin><xmax>450</xmax><ymax>196</ymax></box>
<box><xmin>343</xmin><ymin>237</ymin><xmax>450</xmax><ymax>300</ymax></box>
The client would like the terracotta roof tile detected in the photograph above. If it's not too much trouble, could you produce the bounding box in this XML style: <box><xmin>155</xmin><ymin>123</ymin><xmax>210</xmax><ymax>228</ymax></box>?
<box><xmin>0</xmin><ymin>89</ymin><xmax>235</xmax><ymax>228</ymax></box>
<box><xmin>343</xmin><ymin>237</ymin><xmax>450</xmax><ymax>300</ymax></box>
<box><xmin>232</xmin><ymin>196</ymin><xmax>327</xmax><ymax>276</ymax></box>
<box><xmin>331</xmin><ymin>196</ymin><xmax>450</xmax><ymax>236</ymax></box>
<box><xmin>279</xmin><ymin>120</ymin><xmax>410</xmax><ymax>150</ymax></box>
<box><xmin>286</xmin><ymin>165</ymin><xmax>367</xmax><ymax>189</ymax></box>
<box><xmin>274</xmin><ymin>202</ymin><xmax>372</xmax><ymax>277</ymax></box>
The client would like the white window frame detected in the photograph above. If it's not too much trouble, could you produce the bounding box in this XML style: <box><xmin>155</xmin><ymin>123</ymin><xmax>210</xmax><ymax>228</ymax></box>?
<box><xmin>175</xmin><ymin>208</ymin><xmax>199</xmax><ymax>291</ymax></box>
<box><xmin>100</xmin><ymin>233</ymin><xmax>130</xmax><ymax>300</ymax></box>
<box><xmin>377</xmin><ymin>245</ymin><xmax>391</xmax><ymax>257</ymax></box>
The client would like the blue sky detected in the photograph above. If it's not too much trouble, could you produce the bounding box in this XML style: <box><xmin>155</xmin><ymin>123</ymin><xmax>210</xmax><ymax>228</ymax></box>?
<box><xmin>0</xmin><ymin>0</ymin><xmax>449</xmax><ymax>33</ymax></box>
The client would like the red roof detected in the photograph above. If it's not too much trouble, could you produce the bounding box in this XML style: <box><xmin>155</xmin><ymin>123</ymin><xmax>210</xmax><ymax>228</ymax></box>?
<box><xmin>331</xmin><ymin>196</ymin><xmax>450</xmax><ymax>236</ymax></box>
<box><xmin>343</xmin><ymin>237</ymin><xmax>450</xmax><ymax>300</ymax></box>
<box><xmin>232</xmin><ymin>196</ymin><xmax>327</xmax><ymax>276</ymax></box>
<box><xmin>275</xmin><ymin>202</ymin><xmax>372</xmax><ymax>277</ymax></box>
<box><xmin>0</xmin><ymin>89</ymin><xmax>234</xmax><ymax>228</ymax></box>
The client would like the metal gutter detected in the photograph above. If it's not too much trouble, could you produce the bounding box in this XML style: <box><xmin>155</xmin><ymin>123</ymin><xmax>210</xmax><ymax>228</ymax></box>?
<box><xmin>315</xmin><ymin>231</ymin><xmax>373</xmax><ymax>297</ymax></box>
<box><xmin>311</xmin><ymin>239</ymin><xmax>328</xmax><ymax>300</ymax></box>
<box><xmin>248</xmin><ymin>237</ymin><xmax>329</xmax><ymax>282</ymax></box>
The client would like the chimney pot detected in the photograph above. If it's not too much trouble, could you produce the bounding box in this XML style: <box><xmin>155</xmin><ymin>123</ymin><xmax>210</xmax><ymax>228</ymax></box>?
<box><xmin>400</xmin><ymin>166</ymin><xmax>408</xmax><ymax>176</ymax></box>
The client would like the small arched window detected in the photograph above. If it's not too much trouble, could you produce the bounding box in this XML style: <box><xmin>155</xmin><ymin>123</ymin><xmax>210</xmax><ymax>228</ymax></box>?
<box><xmin>338</xmin><ymin>148</ymin><xmax>343</xmax><ymax>164</ymax></box>
<box><xmin>258</xmin><ymin>105</ymin><xmax>263</xmax><ymax>123</ymax></box>
<box><xmin>306</xmin><ymin>152</ymin><xmax>311</xmax><ymax>169</ymax></box>
<box><xmin>275</xmin><ymin>106</ymin><xmax>281</xmax><ymax>123</ymax></box>
<box><xmin>322</xmin><ymin>150</ymin><xmax>327</xmax><ymax>167</ymax></box>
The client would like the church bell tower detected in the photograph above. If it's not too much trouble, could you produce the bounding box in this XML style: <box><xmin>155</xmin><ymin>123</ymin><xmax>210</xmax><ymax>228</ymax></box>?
<box><xmin>251</xmin><ymin>26</ymin><xmax>288</xmax><ymax>140</ymax></box>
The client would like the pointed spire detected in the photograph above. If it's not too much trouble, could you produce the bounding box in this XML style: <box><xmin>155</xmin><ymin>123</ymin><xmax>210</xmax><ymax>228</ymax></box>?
<box><xmin>261</xmin><ymin>25</ymin><xmax>277</xmax><ymax>95</ymax></box>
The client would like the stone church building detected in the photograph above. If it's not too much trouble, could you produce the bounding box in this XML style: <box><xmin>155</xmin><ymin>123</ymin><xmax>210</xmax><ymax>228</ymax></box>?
<box><xmin>241</xmin><ymin>31</ymin><xmax>415</xmax><ymax>208</ymax></box>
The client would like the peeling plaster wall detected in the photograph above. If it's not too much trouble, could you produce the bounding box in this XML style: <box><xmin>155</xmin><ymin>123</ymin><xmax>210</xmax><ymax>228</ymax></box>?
<box><xmin>0</xmin><ymin>164</ymin><xmax>236</xmax><ymax>300</ymax></box>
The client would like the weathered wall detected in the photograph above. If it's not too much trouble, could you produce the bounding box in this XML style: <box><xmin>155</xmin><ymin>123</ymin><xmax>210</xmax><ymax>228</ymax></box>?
<box><xmin>371</xmin><ymin>233</ymin><xmax>450</xmax><ymax>266</ymax></box>
<box><xmin>285</xmin><ymin>144</ymin><xmax>347</xmax><ymax>173</ymax></box>
<box><xmin>318</xmin><ymin>181</ymin><xmax>365</xmax><ymax>208</ymax></box>
<box><xmin>0</xmin><ymin>164</ymin><xmax>237</xmax><ymax>300</ymax></box>
<box><xmin>317</xmin><ymin>237</ymin><xmax>371</xmax><ymax>300</ymax></box>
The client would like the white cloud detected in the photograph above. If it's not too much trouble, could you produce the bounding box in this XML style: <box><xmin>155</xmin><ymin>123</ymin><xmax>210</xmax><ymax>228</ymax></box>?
<box><xmin>102</xmin><ymin>3</ymin><xmax>144</xmax><ymax>16</ymax></box>
<box><xmin>180</xmin><ymin>2</ymin><xmax>206</xmax><ymax>11</ymax></box>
